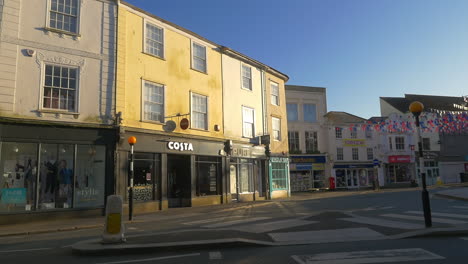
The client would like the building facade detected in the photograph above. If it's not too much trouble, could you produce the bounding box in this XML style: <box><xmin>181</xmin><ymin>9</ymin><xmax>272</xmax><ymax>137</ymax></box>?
<box><xmin>0</xmin><ymin>0</ymin><xmax>117</xmax><ymax>222</ymax></box>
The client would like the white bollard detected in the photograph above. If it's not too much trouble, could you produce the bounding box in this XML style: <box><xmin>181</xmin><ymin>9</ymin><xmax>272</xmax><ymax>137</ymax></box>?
<box><xmin>102</xmin><ymin>195</ymin><xmax>126</xmax><ymax>244</ymax></box>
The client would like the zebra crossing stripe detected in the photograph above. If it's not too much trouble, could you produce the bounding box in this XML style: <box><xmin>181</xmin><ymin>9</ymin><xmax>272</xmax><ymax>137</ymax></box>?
<box><xmin>452</xmin><ymin>206</ymin><xmax>468</xmax><ymax>209</ymax></box>
<box><xmin>461</xmin><ymin>237</ymin><xmax>468</xmax><ymax>240</ymax></box>
<box><xmin>291</xmin><ymin>248</ymin><xmax>444</xmax><ymax>264</ymax></box>
<box><xmin>203</xmin><ymin>217</ymin><xmax>271</xmax><ymax>228</ymax></box>
<box><xmin>230</xmin><ymin>219</ymin><xmax>317</xmax><ymax>233</ymax></box>
<box><xmin>339</xmin><ymin>216</ymin><xmax>424</xmax><ymax>229</ymax></box>
<box><xmin>406</xmin><ymin>211</ymin><xmax>468</xmax><ymax>219</ymax></box>
<box><xmin>182</xmin><ymin>216</ymin><xmax>243</xmax><ymax>225</ymax></box>
<box><xmin>382</xmin><ymin>213</ymin><xmax>468</xmax><ymax>225</ymax></box>
<box><xmin>269</xmin><ymin>227</ymin><xmax>385</xmax><ymax>243</ymax></box>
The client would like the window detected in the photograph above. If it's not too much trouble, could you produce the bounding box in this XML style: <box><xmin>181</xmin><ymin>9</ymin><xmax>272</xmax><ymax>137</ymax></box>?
<box><xmin>395</xmin><ymin>136</ymin><xmax>405</xmax><ymax>150</ymax></box>
<box><xmin>288</xmin><ymin>131</ymin><xmax>300</xmax><ymax>153</ymax></box>
<box><xmin>303</xmin><ymin>104</ymin><xmax>317</xmax><ymax>122</ymax></box>
<box><xmin>388</xmin><ymin>137</ymin><xmax>393</xmax><ymax>150</ymax></box>
<box><xmin>423</xmin><ymin>138</ymin><xmax>431</xmax><ymax>150</ymax></box>
<box><xmin>337</xmin><ymin>148</ymin><xmax>343</xmax><ymax>161</ymax></box>
<box><xmin>365</xmin><ymin>129</ymin><xmax>372</xmax><ymax>139</ymax></box>
<box><xmin>43</xmin><ymin>64</ymin><xmax>77</xmax><ymax>112</ymax></box>
<box><xmin>350</xmin><ymin>129</ymin><xmax>357</xmax><ymax>138</ymax></box>
<box><xmin>142</xmin><ymin>81</ymin><xmax>164</xmax><ymax>123</ymax></box>
<box><xmin>132</xmin><ymin>153</ymin><xmax>160</xmax><ymax>202</ymax></box>
<box><xmin>367</xmin><ymin>148</ymin><xmax>373</xmax><ymax>160</ymax></box>
<box><xmin>241</xmin><ymin>65</ymin><xmax>252</xmax><ymax>90</ymax></box>
<box><xmin>335</xmin><ymin>127</ymin><xmax>342</xmax><ymax>139</ymax></box>
<box><xmin>286</xmin><ymin>103</ymin><xmax>298</xmax><ymax>121</ymax></box>
<box><xmin>242</xmin><ymin>106</ymin><xmax>254</xmax><ymax>138</ymax></box>
<box><xmin>271</xmin><ymin>162</ymin><xmax>288</xmax><ymax>190</ymax></box>
<box><xmin>191</xmin><ymin>93</ymin><xmax>208</xmax><ymax>130</ymax></box>
<box><xmin>272</xmin><ymin>117</ymin><xmax>281</xmax><ymax>141</ymax></box>
<box><xmin>270</xmin><ymin>82</ymin><xmax>279</xmax><ymax>105</ymax></box>
<box><xmin>192</xmin><ymin>42</ymin><xmax>207</xmax><ymax>73</ymax></box>
<box><xmin>305</xmin><ymin>131</ymin><xmax>318</xmax><ymax>153</ymax></box>
<box><xmin>145</xmin><ymin>22</ymin><xmax>164</xmax><ymax>58</ymax></box>
<box><xmin>49</xmin><ymin>0</ymin><xmax>79</xmax><ymax>34</ymax></box>
<box><xmin>196</xmin><ymin>156</ymin><xmax>220</xmax><ymax>196</ymax></box>
<box><xmin>352</xmin><ymin>148</ymin><xmax>359</xmax><ymax>160</ymax></box>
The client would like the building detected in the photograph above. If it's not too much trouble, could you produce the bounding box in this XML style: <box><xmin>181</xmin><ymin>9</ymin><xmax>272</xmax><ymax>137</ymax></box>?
<box><xmin>0</xmin><ymin>0</ymin><xmax>117</xmax><ymax>222</ymax></box>
<box><xmin>325</xmin><ymin>112</ymin><xmax>378</xmax><ymax>189</ymax></box>
<box><xmin>285</xmin><ymin>85</ymin><xmax>328</xmax><ymax>191</ymax></box>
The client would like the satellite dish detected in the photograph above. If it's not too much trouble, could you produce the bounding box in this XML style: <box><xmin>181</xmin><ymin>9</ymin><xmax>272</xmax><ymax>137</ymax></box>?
<box><xmin>163</xmin><ymin>120</ymin><xmax>176</xmax><ymax>132</ymax></box>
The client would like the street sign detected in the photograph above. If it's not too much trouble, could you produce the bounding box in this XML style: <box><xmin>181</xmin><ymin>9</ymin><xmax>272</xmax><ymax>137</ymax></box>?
<box><xmin>180</xmin><ymin>118</ymin><xmax>189</xmax><ymax>130</ymax></box>
<box><xmin>373</xmin><ymin>159</ymin><xmax>380</xmax><ymax>166</ymax></box>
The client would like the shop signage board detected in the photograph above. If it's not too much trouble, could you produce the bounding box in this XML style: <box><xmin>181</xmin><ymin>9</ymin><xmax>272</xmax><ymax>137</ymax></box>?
<box><xmin>0</xmin><ymin>188</ymin><xmax>26</xmax><ymax>204</ymax></box>
<box><xmin>343</xmin><ymin>139</ymin><xmax>366</xmax><ymax>147</ymax></box>
<box><xmin>270</xmin><ymin>157</ymin><xmax>289</xmax><ymax>163</ymax></box>
<box><xmin>388</xmin><ymin>155</ymin><xmax>411</xmax><ymax>163</ymax></box>
<box><xmin>333</xmin><ymin>164</ymin><xmax>374</xmax><ymax>169</ymax></box>
<box><xmin>167</xmin><ymin>141</ymin><xmax>194</xmax><ymax>152</ymax></box>
<box><xmin>290</xmin><ymin>155</ymin><xmax>326</xmax><ymax>164</ymax></box>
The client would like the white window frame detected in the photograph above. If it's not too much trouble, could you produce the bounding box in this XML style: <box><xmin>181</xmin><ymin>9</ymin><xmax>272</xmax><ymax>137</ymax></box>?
<box><xmin>46</xmin><ymin>0</ymin><xmax>81</xmax><ymax>35</ymax></box>
<box><xmin>395</xmin><ymin>136</ymin><xmax>405</xmax><ymax>150</ymax></box>
<box><xmin>41</xmin><ymin>63</ymin><xmax>80</xmax><ymax>113</ymax></box>
<box><xmin>191</xmin><ymin>41</ymin><xmax>207</xmax><ymax>73</ymax></box>
<box><xmin>270</xmin><ymin>81</ymin><xmax>279</xmax><ymax>106</ymax></box>
<box><xmin>272</xmin><ymin>117</ymin><xmax>281</xmax><ymax>141</ymax></box>
<box><xmin>242</xmin><ymin>106</ymin><xmax>255</xmax><ymax>138</ymax></box>
<box><xmin>303</xmin><ymin>103</ymin><xmax>317</xmax><ymax>123</ymax></box>
<box><xmin>388</xmin><ymin>137</ymin><xmax>393</xmax><ymax>150</ymax></box>
<box><xmin>367</xmin><ymin>148</ymin><xmax>373</xmax><ymax>160</ymax></box>
<box><xmin>337</xmin><ymin>148</ymin><xmax>343</xmax><ymax>161</ymax></box>
<box><xmin>350</xmin><ymin>130</ymin><xmax>357</xmax><ymax>139</ymax></box>
<box><xmin>143</xmin><ymin>20</ymin><xmax>165</xmax><ymax>59</ymax></box>
<box><xmin>335</xmin><ymin>127</ymin><xmax>342</xmax><ymax>139</ymax></box>
<box><xmin>191</xmin><ymin>92</ymin><xmax>208</xmax><ymax>130</ymax></box>
<box><xmin>286</xmin><ymin>103</ymin><xmax>298</xmax><ymax>121</ymax></box>
<box><xmin>241</xmin><ymin>64</ymin><xmax>252</xmax><ymax>91</ymax></box>
<box><xmin>305</xmin><ymin>131</ymin><xmax>318</xmax><ymax>153</ymax></box>
<box><xmin>141</xmin><ymin>80</ymin><xmax>165</xmax><ymax>123</ymax></box>
<box><xmin>352</xmin><ymin>148</ymin><xmax>359</xmax><ymax>160</ymax></box>
<box><xmin>288</xmin><ymin>131</ymin><xmax>300</xmax><ymax>152</ymax></box>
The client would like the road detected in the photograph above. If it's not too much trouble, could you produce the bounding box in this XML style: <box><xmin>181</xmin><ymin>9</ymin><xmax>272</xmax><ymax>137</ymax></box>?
<box><xmin>1</xmin><ymin>187</ymin><xmax>468</xmax><ymax>263</ymax></box>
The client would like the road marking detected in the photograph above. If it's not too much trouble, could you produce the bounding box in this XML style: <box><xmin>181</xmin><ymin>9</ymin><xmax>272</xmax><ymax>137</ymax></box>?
<box><xmin>95</xmin><ymin>253</ymin><xmax>201</xmax><ymax>264</ymax></box>
<box><xmin>230</xmin><ymin>219</ymin><xmax>317</xmax><ymax>233</ymax></box>
<box><xmin>275</xmin><ymin>202</ymin><xmax>295</xmax><ymax>215</ymax></box>
<box><xmin>209</xmin><ymin>251</ymin><xmax>223</xmax><ymax>260</ymax></box>
<box><xmin>406</xmin><ymin>210</ymin><xmax>468</xmax><ymax>219</ymax></box>
<box><xmin>203</xmin><ymin>217</ymin><xmax>271</xmax><ymax>228</ymax></box>
<box><xmin>291</xmin><ymin>248</ymin><xmax>444</xmax><ymax>264</ymax></box>
<box><xmin>0</xmin><ymin>247</ymin><xmax>53</xmax><ymax>253</ymax></box>
<box><xmin>461</xmin><ymin>237</ymin><xmax>468</xmax><ymax>240</ymax></box>
<box><xmin>183</xmin><ymin>216</ymin><xmax>243</xmax><ymax>225</ymax></box>
<box><xmin>452</xmin><ymin>206</ymin><xmax>468</xmax><ymax>209</ymax></box>
<box><xmin>379</xmin><ymin>206</ymin><xmax>394</xmax><ymax>210</ymax></box>
<box><xmin>382</xmin><ymin>213</ymin><xmax>468</xmax><ymax>224</ymax></box>
<box><xmin>339</xmin><ymin>216</ymin><xmax>424</xmax><ymax>229</ymax></box>
<box><xmin>269</xmin><ymin>227</ymin><xmax>385</xmax><ymax>243</ymax></box>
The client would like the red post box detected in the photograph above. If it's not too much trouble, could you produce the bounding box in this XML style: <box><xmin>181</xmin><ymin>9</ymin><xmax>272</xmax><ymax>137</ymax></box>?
<box><xmin>329</xmin><ymin>177</ymin><xmax>336</xmax><ymax>190</ymax></box>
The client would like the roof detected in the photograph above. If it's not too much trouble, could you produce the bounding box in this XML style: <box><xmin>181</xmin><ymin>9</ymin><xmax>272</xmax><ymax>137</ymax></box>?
<box><xmin>381</xmin><ymin>94</ymin><xmax>467</xmax><ymax>113</ymax></box>
<box><xmin>285</xmin><ymin>85</ymin><xmax>326</xmax><ymax>93</ymax></box>
<box><xmin>368</xmin><ymin>116</ymin><xmax>386</xmax><ymax>123</ymax></box>
<box><xmin>121</xmin><ymin>1</ymin><xmax>289</xmax><ymax>82</ymax></box>
<box><xmin>324</xmin><ymin>111</ymin><xmax>367</xmax><ymax>124</ymax></box>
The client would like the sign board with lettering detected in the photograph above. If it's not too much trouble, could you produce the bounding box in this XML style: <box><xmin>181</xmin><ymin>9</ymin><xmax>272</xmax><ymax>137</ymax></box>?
<box><xmin>343</xmin><ymin>139</ymin><xmax>366</xmax><ymax>147</ymax></box>
<box><xmin>0</xmin><ymin>188</ymin><xmax>26</xmax><ymax>204</ymax></box>
<box><xmin>388</xmin><ymin>155</ymin><xmax>411</xmax><ymax>163</ymax></box>
<box><xmin>167</xmin><ymin>141</ymin><xmax>194</xmax><ymax>152</ymax></box>
<box><xmin>290</xmin><ymin>155</ymin><xmax>326</xmax><ymax>164</ymax></box>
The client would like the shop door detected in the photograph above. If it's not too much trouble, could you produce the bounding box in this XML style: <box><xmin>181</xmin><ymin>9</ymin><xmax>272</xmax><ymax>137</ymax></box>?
<box><xmin>347</xmin><ymin>169</ymin><xmax>359</xmax><ymax>188</ymax></box>
<box><xmin>229</xmin><ymin>164</ymin><xmax>238</xmax><ymax>201</ymax></box>
<box><xmin>167</xmin><ymin>155</ymin><xmax>191</xmax><ymax>208</ymax></box>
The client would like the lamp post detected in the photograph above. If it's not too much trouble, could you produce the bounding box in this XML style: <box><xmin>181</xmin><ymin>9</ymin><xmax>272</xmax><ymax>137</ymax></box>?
<box><xmin>128</xmin><ymin>136</ymin><xmax>137</xmax><ymax>221</ymax></box>
<box><xmin>409</xmin><ymin>101</ymin><xmax>432</xmax><ymax>228</ymax></box>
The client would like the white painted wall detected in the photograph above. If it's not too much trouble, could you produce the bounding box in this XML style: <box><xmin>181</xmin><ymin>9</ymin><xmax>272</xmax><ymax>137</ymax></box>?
<box><xmin>0</xmin><ymin>0</ymin><xmax>116</xmax><ymax>124</ymax></box>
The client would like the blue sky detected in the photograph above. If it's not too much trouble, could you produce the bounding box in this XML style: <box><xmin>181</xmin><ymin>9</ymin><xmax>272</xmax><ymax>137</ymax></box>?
<box><xmin>125</xmin><ymin>0</ymin><xmax>468</xmax><ymax>119</ymax></box>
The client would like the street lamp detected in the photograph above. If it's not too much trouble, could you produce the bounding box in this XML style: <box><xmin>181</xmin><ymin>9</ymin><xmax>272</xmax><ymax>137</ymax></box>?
<box><xmin>409</xmin><ymin>101</ymin><xmax>432</xmax><ymax>228</ymax></box>
<box><xmin>128</xmin><ymin>136</ymin><xmax>137</xmax><ymax>221</ymax></box>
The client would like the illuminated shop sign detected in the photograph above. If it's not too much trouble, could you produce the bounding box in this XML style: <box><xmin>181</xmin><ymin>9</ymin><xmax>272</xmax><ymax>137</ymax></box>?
<box><xmin>167</xmin><ymin>141</ymin><xmax>194</xmax><ymax>152</ymax></box>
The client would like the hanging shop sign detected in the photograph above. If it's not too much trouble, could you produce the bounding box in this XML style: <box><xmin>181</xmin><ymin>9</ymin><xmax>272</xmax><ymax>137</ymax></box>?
<box><xmin>167</xmin><ymin>141</ymin><xmax>194</xmax><ymax>152</ymax></box>
<box><xmin>388</xmin><ymin>155</ymin><xmax>411</xmax><ymax>163</ymax></box>
<box><xmin>343</xmin><ymin>139</ymin><xmax>366</xmax><ymax>147</ymax></box>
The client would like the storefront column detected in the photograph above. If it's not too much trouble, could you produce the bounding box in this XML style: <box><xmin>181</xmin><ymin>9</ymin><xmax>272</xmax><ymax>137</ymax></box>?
<box><xmin>160</xmin><ymin>153</ymin><xmax>168</xmax><ymax>210</ymax></box>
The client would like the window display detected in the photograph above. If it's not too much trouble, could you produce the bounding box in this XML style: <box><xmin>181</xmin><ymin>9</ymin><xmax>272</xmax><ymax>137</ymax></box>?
<box><xmin>196</xmin><ymin>156</ymin><xmax>220</xmax><ymax>196</ymax></box>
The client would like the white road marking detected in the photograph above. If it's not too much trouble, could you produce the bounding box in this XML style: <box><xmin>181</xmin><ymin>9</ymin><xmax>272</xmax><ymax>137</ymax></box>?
<box><xmin>406</xmin><ymin>210</ymin><xmax>468</xmax><ymax>219</ymax></box>
<box><xmin>209</xmin><ymin>251</ymin><xmax>223</xmax><ymax>260</ymax></box>
<box><xmin>183</xmin><ymin>216</ymin><xmax>243</xmax><ymax>225</ymax></box>
<box><xmin>461</xmin><ymin>237</ymin><xmax>468</xmax><ymax>240</ymax></box>
<box><xmin>339</xmin><ymin>216</ymin><xmax>424</xmax><ymax>229</ymax></box>
<box><xmin>382</xmin><ymin>213</ymin><xmax>468</xmax><ymax>225</ymax></box>
<box><xmin>269</xmin><ymin>227</ymin><xmax>385</xmax><ymax>243</ymax></box>
<box><xmin>0</xmin><ymin>247</ymin><xmax>53</xmax><ymax>253</ymax></box>
<box><xmin>452</xmin><ymin>206</ymin><xmax>468</xmax><ymax>209</ymax></box>
<box><xmin>230</xmin><ymin>219</ymin><xmax>317</xmax><ymax>233</ymax></box>
<box><xmin>291</xmin><ymin>248</ymin><xmax>444</xmax><ymax>264</ymax></box>
<box><xmin>203</xmin><ymin>217</ymin><xmax>271</xmax><ymax>228</ymax></box>
<box><xmin>379</xmin><ymin>206</ymin><xmax>394</xmax><ymax>210</ymax></box>
<box><xmin>95</xmin><ymin>253</ymin><xmax>201</xmax><ymax>264</ymax></box>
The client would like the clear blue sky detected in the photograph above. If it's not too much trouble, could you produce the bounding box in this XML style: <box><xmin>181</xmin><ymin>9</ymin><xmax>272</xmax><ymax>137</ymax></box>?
<box><xmin>125</xmin><ymin>0</ymin><xmax>468</xmax><ymax>119</ymax></box>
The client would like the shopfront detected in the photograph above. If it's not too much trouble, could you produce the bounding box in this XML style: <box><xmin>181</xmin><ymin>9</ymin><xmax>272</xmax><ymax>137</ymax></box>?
<box><xmin>0</xmin><ymin>122</ymin><xmax>115</xmax><ymax>222</ymax></box>
<box><xmin>269</xmin><ymin>156</ymin><xmax>290</xmax><ymax>199</ymax></box>
<box><xmin>385</xmin><ymin>155</ymin><xmax>415</xmax><ymax>184</ymax></box>
<box><xmin>289</xmin><ymin>155</ymin><xmax>326</xmax><ymax>192</ymax></box>
<box><xmin>333</xmin><ymin>164</ymin><xmax>374</xmax><ymax>189</ymax></box>
<box><xmin>116</xmin><ymin>131</ymin><xmax>226</xmax><ymax>212</ymax></box>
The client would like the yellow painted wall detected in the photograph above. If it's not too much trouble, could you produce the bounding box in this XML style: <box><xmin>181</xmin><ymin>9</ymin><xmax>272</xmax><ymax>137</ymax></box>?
<box><xmin>266</xmin><ymin>72</ymin><xmax>289</xmax><ymax>154</ymax></box>
<box><xmin>117</xmin><ymin>6</ymin><xmax>224</xmax><ymax>138</ymax></box>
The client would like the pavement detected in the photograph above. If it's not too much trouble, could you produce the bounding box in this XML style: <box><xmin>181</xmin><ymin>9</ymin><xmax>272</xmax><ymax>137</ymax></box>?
<box><xmin>1</xmin><ymin>184</ymin><xmax>468</xmax><ymax>255</ymax></box>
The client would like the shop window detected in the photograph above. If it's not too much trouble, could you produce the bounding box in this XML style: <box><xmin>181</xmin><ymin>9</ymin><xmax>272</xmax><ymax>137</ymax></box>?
<box><xmin>335</xmin><ymin>169</ymin><xmax>346</xmax><ymax>188</ymax></box>
<box><xmin>288</xmin><ymin>131</ymin><xmax>300</xmax><ymax>153</ymax></box>
<box><xmin>305</xmin><ymin>131</ymin><xmax>318</xmax><ymax>153</ymax></box>
<box><xmin>74</xmin><ymin>145</ymin><xmax>106</xmax><ymax>207</ymax></box>
<box><xmin>196</xmin><ymin>156</ymin><xmax>220</xmax><ymax>196</ymax></box>
<box><xmin>131</xmin><ymin>153</ymin><xmax>160</xmax><ymax>202</ymax></box>
<box><xmin>271</xmin><ymin>162</ymin><xmax>288</xmax><ymax>190</ymax></box>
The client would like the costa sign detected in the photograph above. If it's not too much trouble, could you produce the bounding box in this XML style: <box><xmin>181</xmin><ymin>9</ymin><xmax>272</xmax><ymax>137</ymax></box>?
<box><xmin>388</xmin><ymin>155</ymin><xmax>411</xmax><ymax>163</ymax></box>
<box><xmin>167</xmin><ymin>141</ymin><xmax>194</xmax><ymax>152</ymax></box>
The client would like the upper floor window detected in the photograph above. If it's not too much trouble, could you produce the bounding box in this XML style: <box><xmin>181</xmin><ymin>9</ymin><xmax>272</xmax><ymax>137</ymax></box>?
<box><xmin>352</xmin><ymin>148</ymin><xmax>359</xmax><ymax>160</ymax></box>
<box><xmin>49</xmin><ymin>0</ymin><xmax>79</xmax><ymax>34</ymax></box>
<box><xmin>388</xmin><ymin>137</ymin><xmax>393</xmax><ymax>150</ymax></box>
<box><xmin>192</xmin><ymin>42</ymin><xmax>207</xmax><ymax>73</ymax></box>
<box><xmin>423</xmin><ymin>138</ymin><xmax>431</xmax><ymax>150</ymax></box>
<box><xmin>270</xmin><ymin>82</ymin><xmax>279</xmax><ymax>106</ymax></box>
<box><xmin>350</xmin><ymin>129</ymin><xmax>357</xmax><ymax>138</ymax></box>
<box><xmin>43</xmin><ymin>64</ymin><xmax>77</xmax><ymax>112</ymax></box>
<box><xmin>241</xmin><ymin>65</ymin><xmax>252</xmax><ymax>90</ymax></box>
<box><xmin>305</xmin><ymin>131</ymin><xmax>318</xmax><ymax>153</ymax></box>
<box><xmin>288</xmin><ymin>131</ymin><xmax>300</xmax><ymax>153</ymax></box>
<box><xmin>395</xmin><ymin>136</ymin><xmax>405</xmax><ymax>150</ymax></box>
<box><xmin>142</xmin><ymin>80</ymin><xmax>164</xmax><ymax>123</ymax></box>
<box><xmin>365</xmin><ymin>129</ymin><xmax>372</xmax><ymax>139</ymax></box>
<box><xmin>191</xmin><ymin>93</ymin><xmax>208</xmax><ymax>130</ymax></box>
<box><xmin>145</xmin><ymin>22</ymin><xmax>164</xmax><ymax>58</ymax></box>
<box><xmin>335</xmin><ymin>127</ymin><xmax>342</xmax><ymax>139</ymax></box>
<box><xmin>286</xmin><ymin>103</ymin><xmax>298</xmax><ymax>121</ymax></box>
<box><xmin>303</xmin><ymin>104</ymin><xmax>317</xmax><ymax>123</ymax></box>
<box><xmin>337</xmin><ymin>148</ymin><xmax>343</xmax><ymax>161</ymax></box>
<box><xmin>367</xmin><ymin>148</ymin><xmax>373</xmax><ymax>160</ymax></box>
<box><xmin>242</xmin><ymin>106</ymin><xmax>254</xmax><ymax>138</ymax></box>
<box><xmin>272</xmin><ymin>117</ymin><xmax>281</xmax><ymax>141</ymax></box>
